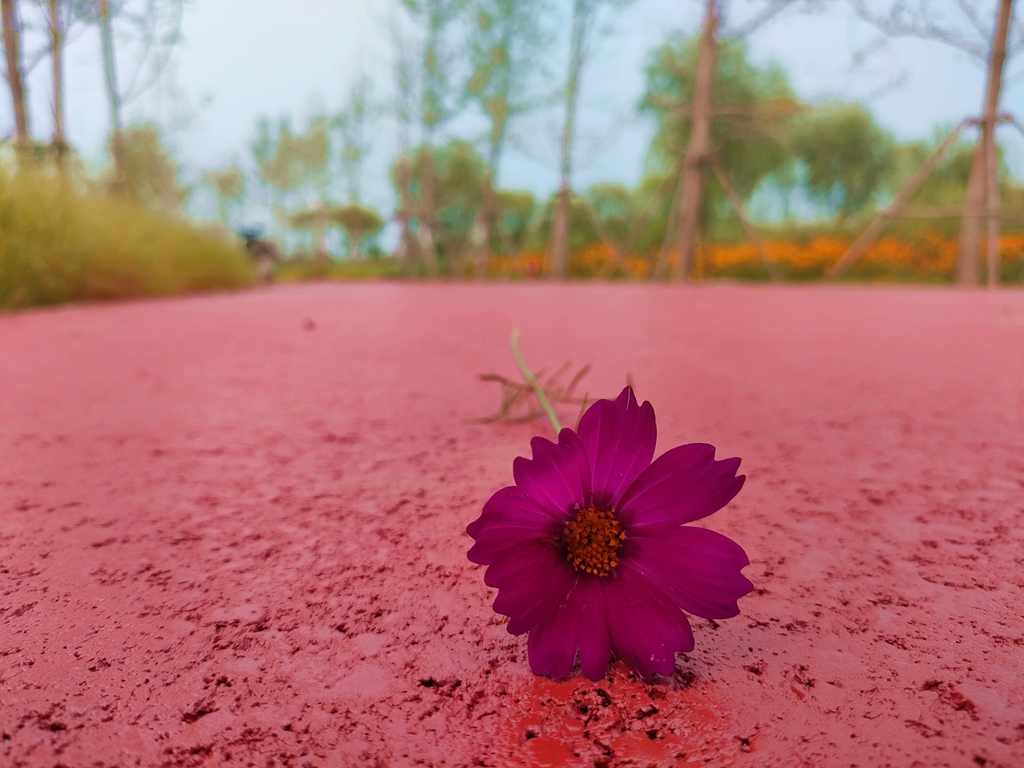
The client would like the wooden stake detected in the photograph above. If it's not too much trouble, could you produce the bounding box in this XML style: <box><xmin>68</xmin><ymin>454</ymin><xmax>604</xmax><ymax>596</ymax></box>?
<box><xmin>828</xmin><ymin>125</ymin><xmax>963</xmax><ymax>278</ymax></box>
<box><xmin>546</xmin><ymin>183</ymin><xmax>571</xmax><ymax>279</ymax></box>
<box><xmin>670</xmin><ymin>0</ymin><xmax>718</xmax><ymax>281</ymax></box>
<box><xmin>598</xmin><ymin>159</ymin><xmax>683</xmax><ymax>279</ymax></box>
<box><xmin>653</xmin><ymin>176</ymin><xmax>683</xmax><ymax>280</ymax></box>
<box><xmin>577</xmin><ymin>197</ymin><xmax>625</xmax><ymax>274</ymax></box>
<box><xmin>955</xmin><ymin>0</ymin><xmax>1012</xmax><ymax>285</ymax></box>
<box><xmin>709</xmin><ymin>157</ymin><xmax>782</xmax><ymax>281</ymax></box>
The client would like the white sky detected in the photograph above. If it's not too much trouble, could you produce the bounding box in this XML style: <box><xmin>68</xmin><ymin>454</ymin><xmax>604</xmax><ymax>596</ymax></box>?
<box><xmin>7</xmin><ymin>0</ymin><xmax>1024</xmax><ymax>221</ymax></box>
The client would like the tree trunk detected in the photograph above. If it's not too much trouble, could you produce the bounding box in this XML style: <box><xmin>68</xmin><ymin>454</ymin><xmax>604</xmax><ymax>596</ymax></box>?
<box><xmin>473</xmin><ymin>172</ymin><xmax>495</xmax><ymax>280</ymax></box>
<box><xmin>1</xmin><ymin>0</ymin><xmax>29</xmax><ymax>149</ymax></box>
<box><xmin>98</xmin><ymin>0</ymin><xmax>126</xmax><ymax>191</ymax></box>
<box><xmin>48</xmin><ymin>0</ymin><xmax>68</xmax><ymax>163</ymax></box>
<box><xmin>546</xmin><ymin>0</ymin><xmax>587</xmax><ymax>280</ymax></box>
<box><xmin>417</xmin><ymin>149</ymin><xmax>440</xmax><ymax>278</ymax></box>
<box><xmin>348</xmin><ymin>224</ymin><xmax>366</xmax><ymax>260</ymax></box>
<box><xmin>671</xmin><ymin>0</ymin><xmax>718</xmax><ymax>281</ymax></box>
<box><xmin>395</xmin><ymin>157</ymin><xmax>418</xmax><ymax>277</ymax></box>
<box><xmin>548</xmin><ymin>184</ymin><xmax>572</xmax><ymax>278</ymax></box>
<box><xmin>955</xmin><ymin>0</ymin><xmax>1012</xmax><ymax>286</ymax></box>
<box><xmin>957</xmin><ymin>143</ymin><xmax>985</xmax><ymax>285</ymax></box>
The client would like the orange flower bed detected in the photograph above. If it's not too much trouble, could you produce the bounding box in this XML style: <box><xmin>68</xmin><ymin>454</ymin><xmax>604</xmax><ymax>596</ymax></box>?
<box><xmin>486</xmin><ymin>232</ymin><xmax>1024</xmax><ymax>281</ymax></box>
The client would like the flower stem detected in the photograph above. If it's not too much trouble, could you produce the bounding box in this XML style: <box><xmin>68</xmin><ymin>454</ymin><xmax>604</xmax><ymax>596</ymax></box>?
<box><xmin>510</xmin><ymin>329</ymin><xmax>562</xmax><ymax>434</ymax></box>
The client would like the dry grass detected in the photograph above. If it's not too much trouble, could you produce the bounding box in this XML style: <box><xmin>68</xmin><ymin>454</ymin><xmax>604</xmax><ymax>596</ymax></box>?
<box><xmin>0</xmin><ymin>168</ymin><xmax>252</xmax><ymax>310</ymax></box>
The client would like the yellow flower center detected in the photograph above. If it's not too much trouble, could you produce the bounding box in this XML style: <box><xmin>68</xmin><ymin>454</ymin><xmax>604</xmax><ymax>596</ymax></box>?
<box><xmin>563</xmin><ymin>506</ymin><xmax>625</xmax><ymax>577</ymax></box>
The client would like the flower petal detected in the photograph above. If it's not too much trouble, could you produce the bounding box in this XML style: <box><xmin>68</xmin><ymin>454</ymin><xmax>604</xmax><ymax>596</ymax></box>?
<box><xmin>527</xmin><ymin>608</ymin><xmax>578</xmax><ymax>680</ymax></box>
<box><xmin>605</xmin><ymin>564</ymin><xmax>694</xmax><ymax>682</ymax></box>
<box><xmin>577</xmin><ymin>387</ymin><xmax>657</xmax><ymax>511</ymax></box>
<box><xmin>617</xmin><ymin>444</ymin><xmax>744</xmax><ymax>530</ymax></box>
<box><xmin>512</xmin><ymin>428</ymin><xmax>592</xmax><ymax>519</ymax></box>
<box><xmin>483</xmin><ymin>538</ymin><xmax>577</xmax><ymax>635</ymax></box>
<box><xmin>525</xmin><ymin>576</ymin><xmax>611</xmax><ymax>681</ymax></box>
<box><xmin>576</xmin><ymin>582</ymin><xmax>612</xmax><ymax>682</ymax></box>
<box><xmin>467</xmin><ymin>486</ymin><xmax>562</xmax><ymax>566</ymax></box>
<box><xmin>623</xmin><ymin>527</ymin><xmax>753</xmax><ymax>619</ymax></box>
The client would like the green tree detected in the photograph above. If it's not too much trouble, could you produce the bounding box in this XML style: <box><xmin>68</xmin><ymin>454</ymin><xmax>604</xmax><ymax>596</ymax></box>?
<box><xmin>281</xmin><ymin>202</ymin><xmax>333</xmax><ymax>259</ymax></box>
<box><xmin>899</xmin><ymin>140</ymin><xmax>975</xmax><ymax>207</ymax></box>
<box><xmin>547</xmin><ymin>0</ymin><xmax>634</xmax><ymax>278</ymax></box>
<box><xmin>466</xmin><ymin>0</ymin><xmax>550</xmax><ymax>177</ymax></box>
<box><xmin>58</xmin><ymin>0</ymin><xmax>187</xmax><ymax>189</ymax></box>
<box><xmin>202</xmin><ymin>166</ymin><xmax>245</xmax><ymax>225</ymax></box>
<box><xmin>252</xmin><ymin>117</ymin><xmax>329</xmax><ymax>208</ymax></box>
<box><xmin>400</xmin><ymin>0</ymin><xmax>468</xmax><ymax>143</ymax></box>
<box><xmin>330</xmin><ymin>203</ymin><xmax>385</xmax><ymax>259</ymax></box>
<box><xmin>334</xmin><ymin>73</ymin><xmax>373</xmax><ymax>201</ymax></box>
<box><xmin>638</xmin><ymin>36</ymin><xmax>798</xmax><ymax>262</ymax></box>
<box><xmin>463</xmin><ymin>0</ymin><xmax>551</xmax><ymax>278</ymax></box>
<box><xmin>491</xmin><ymin>188</ymin><xmax>536</xmax><ymax>252</ymax></box>
<box><xmin>640</xmin><ymin>37</ymin><xmax>798</xmax><ymax>239</ymax></box>
<box><xmin>281</xmin><ymin>202</ymin><xmax>383</xmax><ymax>260</ymax></box>
<box><xmin>852</xmin><ymin>0</ymin><xmax>1017</xmax><ymax>284</ymax></box>
<box><xmin>876</xmin><ymin>134</ymin><xmax>1022</xmax><ymax>241</ymax></box>
<box><xmin>396</xmin><ymin>0</ymin><xmax>470</xmax><ymax>276</ymax></box>
<box><xmin>391</xmin><ymin>140</ymin><xmax>491</xmax><ymax>272</ymax></box>
<box><xmin>580</xmin><ymin>183</ymin><xmax>634</xmax><ymax>242</ymax></box>
<box><xmin>789</xmin><ymin>103</ymin><xmax>896</xmax><ymax>219</ymax></box>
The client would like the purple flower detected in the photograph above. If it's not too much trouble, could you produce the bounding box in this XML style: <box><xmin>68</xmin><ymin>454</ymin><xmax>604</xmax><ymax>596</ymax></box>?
<box><xmin>467</xmin><ymin>387</ymin><xmax>752</xmax><ymax>683</ymax></box>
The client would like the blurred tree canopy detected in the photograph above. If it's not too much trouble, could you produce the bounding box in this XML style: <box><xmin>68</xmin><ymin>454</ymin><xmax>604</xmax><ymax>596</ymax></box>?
<box><xmin>280</xmin><ymin>201</ymin><xmax>385</xmax><ymax>259</ymax></box>
<box><xmin>13</xmin><ymin>0</ymin><xmax>1024</xmax><ymax>287</ymax></box>
<box><xmin>636</xmin><ymin>37</ymin><xmax>978</xmax><ymax>233</ymax></box>
<box><xmin>105</xmin><ymin>123</ymin><xmax>183</xmax><ymax>214</ymax></box>
<box><xmin>638</xmin><ymin>37</ymin><xmax>800</xmax><ymax>242</ymax></box>
<box><xmin>331</xmin><ymin>203</ymin><xmax>385</xmax><ymax>258</ymax></box>
<box><xmin>253</xmin><ymin>117</ymin><xmax>329</xmax><ymax>202</ymax></box>
<box><xmin>580</xmin><ymin>183</ymin><xmax>634</xmax><ymax>241</ymax></box>
<box><xmin>492</xmin><ymin>188</ymin><xmax>536</xmax><ymax>248</ymax></box>
<box><xmin>789</xmin><ymin>103</ymin><xmax>896</xmax><ymax>218</ymax></box>
<box><xmin>392</xmin><ymin>140</ymin><xmax>488</xmax><ymax>266</ymax></box>
<box><xmin>251</xmin><ymin>114</ymin><xmax>389</xmax><ymax>259</ymax></box>
<box><xmin>641</xmin><ymin>37</ymin><xmax>797</xmax><ymax>199</ymax></box>
<box><xmin>896</xmin><ymin>139</ymin><xmax>974</xmax><ymax>206</ymax></box>
<box><xmin>333</xmin><ymin>74</ymin><xmax>373</xmax><ymax>201</ymax></box>
<box><xmin>390</xmin><ymin>140</ymin><xmax>549</xmax><ymax>263</ymax></box>
<box><xmin>202</xmin><ymin>166</ymin><xmax>245</xmax><ymax>224</ymax></box>
<box><xmin>399</xmin><ymin>0</ymin><xmax>469</xmax><ymax>142</ymax></box>
<box><xmin>466</xmin><ymin>0</ymin><xmax>550</xmax><ymax>176</ymax></box>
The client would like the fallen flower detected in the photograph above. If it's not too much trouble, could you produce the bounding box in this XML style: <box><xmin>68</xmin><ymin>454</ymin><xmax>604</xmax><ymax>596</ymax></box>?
<box><xmin>467</xmin><ymin>386</ymin><xmax>752</xmax><ymax>683</ymax></box>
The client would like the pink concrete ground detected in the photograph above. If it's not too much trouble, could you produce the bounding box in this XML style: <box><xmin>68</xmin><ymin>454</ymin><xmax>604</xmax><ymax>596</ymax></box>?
<box><xmin>1</xmin><ymin>283</ymin><xmax>1022</xmax><ymax>768</ymax></box>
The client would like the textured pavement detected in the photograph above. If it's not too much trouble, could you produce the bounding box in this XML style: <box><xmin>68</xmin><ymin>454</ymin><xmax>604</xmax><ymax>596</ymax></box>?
<box><xmin>1</xmin><ymin>283</ymin><xmax>1022</xmax><ymax>767</ymax></box>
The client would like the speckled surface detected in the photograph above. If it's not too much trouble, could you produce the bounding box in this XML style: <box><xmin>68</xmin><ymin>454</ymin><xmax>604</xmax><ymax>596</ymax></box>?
<box><xmin>1</xmin><ymin>283</ymin><xmax>1022</xmax><ymax>767</ymax></box>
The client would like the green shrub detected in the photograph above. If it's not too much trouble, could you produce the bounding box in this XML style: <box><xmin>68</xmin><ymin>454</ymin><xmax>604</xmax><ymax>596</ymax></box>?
<box><xmin>0</xmin><ymin>169</ymin><xmax>252</xmax><ymax>310</ymax></box>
